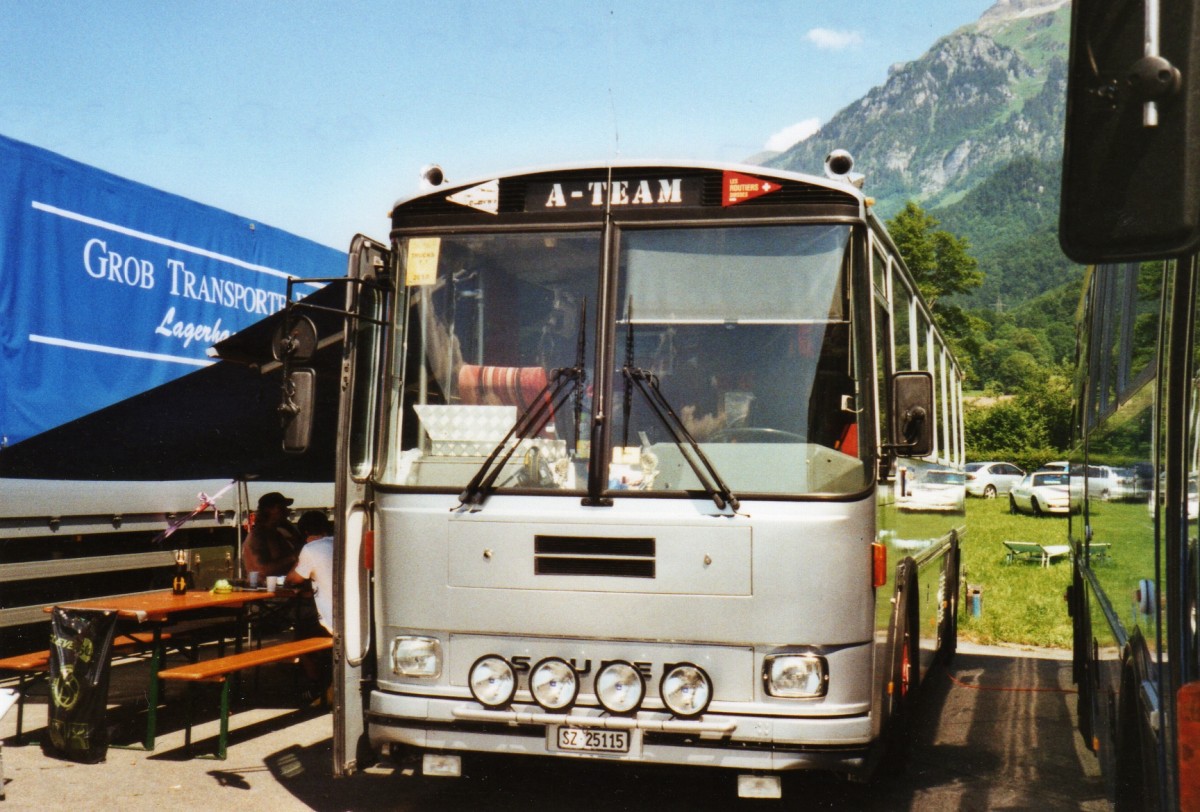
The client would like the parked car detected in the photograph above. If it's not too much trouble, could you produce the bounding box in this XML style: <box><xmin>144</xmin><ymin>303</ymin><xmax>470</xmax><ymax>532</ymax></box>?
<box><xmin>1071</xmin><ymin>463</ymin><xmax>1140</xmax><ymax>501</ymax></box>
<box><xmin>964</xmin><ymin>461</ymin><xmax>1025</xmax><ymax>498</ymax></box>
<box><xmin>1009</xmin><ymin>471</ymin><xmax>1071</xmax><ymax>516</ymax></box>
<box><xmin>1039</xmin><ymin>461</ymin><xmax>1069</xmax><ymax>473</ymax></box>
<box><xmin>899</xmin><ymin>468</ymin><xmax>966</xmax><ymax>512</ymax></box>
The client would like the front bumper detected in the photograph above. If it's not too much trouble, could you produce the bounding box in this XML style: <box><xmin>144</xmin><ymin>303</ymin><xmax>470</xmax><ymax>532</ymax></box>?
<box><xmin>368</xmin><ymin>690</ymin><xmax>875</xmax><ymax>774</ymax></box>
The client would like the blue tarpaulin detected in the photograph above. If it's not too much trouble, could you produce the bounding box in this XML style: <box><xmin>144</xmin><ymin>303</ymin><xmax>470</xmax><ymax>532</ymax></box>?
<box><xmin>0</xmin><ymin>134</ymin><xmax>345</xmax><ymax>446</ymax></box>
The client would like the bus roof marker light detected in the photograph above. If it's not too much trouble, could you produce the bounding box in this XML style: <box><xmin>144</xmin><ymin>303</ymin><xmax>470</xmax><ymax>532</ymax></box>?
<box><xmin>419</xmin><ymin>164</ymin><xmax>445</xmax><ymax>189</ymax></box>
<box><xmin>823</xmin><ymin>149</ymin><xmax>865</xmax><ymax>189</ymax></box>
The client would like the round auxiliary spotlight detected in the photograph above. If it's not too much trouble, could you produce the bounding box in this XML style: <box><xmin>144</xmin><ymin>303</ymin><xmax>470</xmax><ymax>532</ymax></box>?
<box><xmin>468</xmin><ymin>655</ymin><xmax>516</xmax><ymax>709</ymax></box>
<box><xmin>529</xmin><ymin>657</ymin><xmax>579</xmax><ymax>711</ymax></box>
<box><xmin>659</xmin><ymin>663</ymin><xmax>712</xmax><ymax>718</ymax></box>
<box><xmin>594</xmin><ymin>661</ymin><xmax>646</xmax><ymax>714</ymax></box>
<box><xmin>824</xmin><ymin>149</ymin><xmax>855</xmax><ymax>179</ymax></box>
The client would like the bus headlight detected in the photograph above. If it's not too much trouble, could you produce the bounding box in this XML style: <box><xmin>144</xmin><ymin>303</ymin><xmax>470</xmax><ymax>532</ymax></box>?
<box><xmin>659</xmin><ymin>663</ymin><xmax>712</xmax><ymax>717</ymax></box>
<box><xmin>764</xmin><ymin>654</ymin><xmax>828</xmax><ymax>698</ymax></box>
<box><xmin>469</xmin><ymin>655</ymin><xmax>516</xmax><ymax>708</ymax></box>
<box><xmin>390</xmin><ymin>636</ymin><xmax>441</xmax><ymax>678</ymax></box>
<box><xmin>594</xmin><ymin>661</ymin><xmax>645</xmax><ymax>714</ymax></box>
<box><xmin>530</xmin><ymin>657</ymin><xmax>578</xmax><ymax>710</ymax></box>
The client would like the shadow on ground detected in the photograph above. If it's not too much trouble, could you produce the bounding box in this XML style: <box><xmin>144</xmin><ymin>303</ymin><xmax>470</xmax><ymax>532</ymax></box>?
<box><xmin>229</xmin><ymin>649</ymin><xmax>1106</xmax><ymax>811</ymax></box>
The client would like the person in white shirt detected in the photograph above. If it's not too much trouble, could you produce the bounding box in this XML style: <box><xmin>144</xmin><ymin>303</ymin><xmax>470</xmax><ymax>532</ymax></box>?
<box><xmin>288</xmin><ymin>511</ymin><xmax>334</xmax><ymax>706</ymax></box>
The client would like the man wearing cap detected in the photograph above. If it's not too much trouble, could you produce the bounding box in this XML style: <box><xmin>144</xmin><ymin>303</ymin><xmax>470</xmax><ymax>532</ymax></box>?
<box><xmin>243</xmin><ymin>491</ymin><xmax>301</xmax><ymax>578</ymax></box>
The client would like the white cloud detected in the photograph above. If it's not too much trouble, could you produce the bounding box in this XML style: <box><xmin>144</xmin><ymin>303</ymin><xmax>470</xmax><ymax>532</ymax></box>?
<box><xmin>766</xmin><ymin>118</ymin><xmax>821</xmax><ymax>152</ymax></box>
<box><xmin>806</xmin><ymin>28</ymin><xmax>863</xmax><ymax>50</ymax></box>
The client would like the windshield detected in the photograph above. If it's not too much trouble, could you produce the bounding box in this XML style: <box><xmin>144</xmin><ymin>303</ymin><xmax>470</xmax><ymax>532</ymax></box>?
<box><xmin>381</xmin><ymin>231</ymin><xmax>599</xmax><ymax>491</ymax></box>
<box><xmin>381</xmin><ymin>223</ymin><xmax>868</xmax><ymax>498</ymax></box>
<box><xmin>612</xmin><ymin>224</ymin><xmax>867</xmax><ymax>496</ymax></box>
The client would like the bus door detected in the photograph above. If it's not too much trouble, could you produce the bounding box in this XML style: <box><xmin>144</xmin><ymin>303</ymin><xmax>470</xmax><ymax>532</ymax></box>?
<box><xmin>333</xmin><ymin>235</ymin><xmax>390</xmax><ymax>775</ymax></box>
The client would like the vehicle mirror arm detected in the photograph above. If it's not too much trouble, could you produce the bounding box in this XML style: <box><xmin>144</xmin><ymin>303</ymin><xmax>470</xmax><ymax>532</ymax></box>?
<box><xmin>893</xmin><ymin>406</ymin><xmax>927</xmax><ymax>449</ymax></box>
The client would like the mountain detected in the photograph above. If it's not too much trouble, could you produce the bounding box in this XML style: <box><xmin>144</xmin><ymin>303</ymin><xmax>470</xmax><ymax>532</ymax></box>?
<box><xmin>935</xmin><ymin>153</ymin><xmax>1080</xmax><ymax>309</ymax></box>
<box><xmin>764</xmin><ymin>0</ymin><xmax>1070</xmax><ymax>226</ymax></box>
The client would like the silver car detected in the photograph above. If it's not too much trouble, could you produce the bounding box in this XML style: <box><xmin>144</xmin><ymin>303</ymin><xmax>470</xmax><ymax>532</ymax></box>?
<box><xmin>1009</xmin><ymin>471</ymin><xmax>1071</xmax><ymax>516</ymax></box>
<box><xmin>964</xmin><ymin>461</ymin><xmax>1025</xmax><ymax>498</ymax></box>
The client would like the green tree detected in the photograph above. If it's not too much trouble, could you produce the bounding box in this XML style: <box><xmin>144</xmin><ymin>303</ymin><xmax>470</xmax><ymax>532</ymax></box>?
<box><xmin>887</xmin><ymin>201</ymin><xmax>984</xmax><ymax>307</ymax></box>
<box><xmin>887</xmin><ymin>202</ymin><xmax>985</xmax><ymax>380</ymax></box>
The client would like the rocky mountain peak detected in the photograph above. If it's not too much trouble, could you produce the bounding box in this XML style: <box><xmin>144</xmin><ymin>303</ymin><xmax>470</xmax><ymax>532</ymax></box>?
<box><xmin>977</xmin><ymin>0</ymin><xmax>1069</xmax><ymax>31</ymax></box>
<box><xmin>763</xmin><ymin>0</ymin><xmax>1069</xmax><ymax>217</ymax></box>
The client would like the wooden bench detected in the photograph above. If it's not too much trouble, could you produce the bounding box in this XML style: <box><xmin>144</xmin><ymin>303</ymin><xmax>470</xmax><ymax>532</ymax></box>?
<box><xmin>157</xmin><ymin>636</ymin><xmax>333</xmax><ymax>758</ymax></box>
<box><xmin>0</xmin><ymin>632</ymin><xmax>168</xmax><ymax>743</ymax></box>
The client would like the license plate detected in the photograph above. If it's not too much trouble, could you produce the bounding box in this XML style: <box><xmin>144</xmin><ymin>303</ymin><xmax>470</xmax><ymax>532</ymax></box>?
<box><xmin>551</xmin><ymin>726</ymin><xmax>630</xmax><ymax>754</ymax></box>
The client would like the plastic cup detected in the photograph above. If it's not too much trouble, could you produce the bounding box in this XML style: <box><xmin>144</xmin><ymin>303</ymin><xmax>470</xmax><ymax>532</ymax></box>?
<box><xmin>248</xmin><ymin>571</ymin><xmax>260</xmax><ymax>588</ymax></box>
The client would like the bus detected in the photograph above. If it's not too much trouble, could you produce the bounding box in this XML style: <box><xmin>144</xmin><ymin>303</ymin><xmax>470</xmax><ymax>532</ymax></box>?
<box><xmin>1059</xmin><ymin>2</ymin><xmax>1200</xmax><ymax>809</ymax></box>
<box><xmin>300</xmin><ymin>157</ymin><xmax>966</xmax><ymax>798</ymax></box>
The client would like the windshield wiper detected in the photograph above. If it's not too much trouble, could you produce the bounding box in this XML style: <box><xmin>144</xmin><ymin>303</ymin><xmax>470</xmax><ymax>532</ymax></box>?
<box><xmin>622</xmin><ymin>365</ymin><xmax>740</xmax><ymax>512</ymax></box>
<box><xmin>456</xmin><ymin>366</ymin><xmax>584</xmax><ymax>508</ymax></box>
<box><xmin>457</xmin><ymin>302</ymin><xmax>587</xmax><ymax>509</ymax></box>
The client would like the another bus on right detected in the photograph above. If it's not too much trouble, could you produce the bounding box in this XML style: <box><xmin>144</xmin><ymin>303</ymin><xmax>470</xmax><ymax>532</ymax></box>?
<box><xmin>1060</xmin><ymin>2</ymin><xmax>1200</xmax><ymax>809</ymax></box>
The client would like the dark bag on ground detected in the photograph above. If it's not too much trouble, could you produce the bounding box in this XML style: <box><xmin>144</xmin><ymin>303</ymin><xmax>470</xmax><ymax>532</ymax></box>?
<box><xmin>42</xmin><ymin>606</ymin><xmax>118</xmax><ymax>763</ymax></box>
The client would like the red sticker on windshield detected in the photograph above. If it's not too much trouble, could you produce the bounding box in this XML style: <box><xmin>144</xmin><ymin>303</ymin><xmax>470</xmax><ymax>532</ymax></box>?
<box><xmin>722</xmin><ymin>171</ymin><xmax>782</xmax><ymax>207</ymax></box>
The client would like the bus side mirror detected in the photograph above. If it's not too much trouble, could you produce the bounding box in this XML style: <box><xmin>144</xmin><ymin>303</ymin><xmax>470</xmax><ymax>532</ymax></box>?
<box><xmin>281</xmin><ymin>368</ymin><xmax>316</xmax><ymax>454</ymax></box>
<box><xmin>890</xmin><ymin>371</ymin><xmax>934</xmax><ymax>458</ymax></box>
<box><xmin>1060</xmin><ymin>0</ymin><xmax>1200</xmax><ymax>262</ymax></box>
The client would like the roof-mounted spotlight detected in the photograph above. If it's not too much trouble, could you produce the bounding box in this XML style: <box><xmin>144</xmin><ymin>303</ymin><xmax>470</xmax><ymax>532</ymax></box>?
<box><xmin>420</xmin><ymin>164</ymin><xmax>446</xmax><ymax>190</ymax></box>
<box><xmin>824</xmin><ymin>149</ymin><xmax>866</xmax><ymax>189</ymax></box>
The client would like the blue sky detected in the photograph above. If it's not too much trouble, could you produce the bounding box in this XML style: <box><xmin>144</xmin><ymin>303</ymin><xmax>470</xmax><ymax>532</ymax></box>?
<box><xmin>1</xmin><ymin>1</ymin><xmax>994</xmax><ymax>249</ymax></box>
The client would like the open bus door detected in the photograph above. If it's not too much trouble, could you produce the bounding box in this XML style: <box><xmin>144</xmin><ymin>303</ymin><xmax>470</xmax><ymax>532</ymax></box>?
<box><xmin>331</xmin><ymin>235</ymin><xmax>391</xmax><ymax>775</ymax></box>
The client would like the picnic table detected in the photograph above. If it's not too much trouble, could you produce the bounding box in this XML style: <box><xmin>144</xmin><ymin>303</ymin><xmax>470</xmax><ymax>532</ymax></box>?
<box><xmin>47</xmin><ymin>588</ymin><xmax>279</xmax><ymax>750</ymax></box>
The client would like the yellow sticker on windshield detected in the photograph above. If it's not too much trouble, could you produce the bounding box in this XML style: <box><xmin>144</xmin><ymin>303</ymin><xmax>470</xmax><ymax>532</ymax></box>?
<box><xmin>406</xmin><ymin>237</ymin><xmax>441</xmax><ymax>286</ymax></box>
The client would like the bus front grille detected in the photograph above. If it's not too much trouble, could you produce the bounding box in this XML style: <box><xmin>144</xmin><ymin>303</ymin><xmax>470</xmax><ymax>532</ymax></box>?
<box><xmin>533</xmin><ymin>535</ymin><xmax>656</xmax><ymax>578</ymax></box>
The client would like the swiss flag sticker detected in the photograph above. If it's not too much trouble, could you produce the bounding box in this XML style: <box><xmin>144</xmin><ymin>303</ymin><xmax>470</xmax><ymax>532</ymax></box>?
<box><xmin>722</xmin><ymin>171</ymin><xmax>782</xmax><ymax>207</ymax></box>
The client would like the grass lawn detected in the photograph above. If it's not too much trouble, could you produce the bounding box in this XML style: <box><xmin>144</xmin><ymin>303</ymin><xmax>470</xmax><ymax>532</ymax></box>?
<box><xmin>957</xmin><ymin>496</ymin><xmax>1075</xmax><ymax>648</ymax></box>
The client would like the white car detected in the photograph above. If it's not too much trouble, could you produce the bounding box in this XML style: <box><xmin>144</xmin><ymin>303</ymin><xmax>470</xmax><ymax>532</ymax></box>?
<box><xmin>899</xmin><ymin>469</ymin><xmax>966</xmax><ymax>512</ymax></box>
<box><xmin>1009</xmin><ymin>471</ymin><xmax>1071</xmax><ymax>516</ymax></box>
<box><xmin>964</xmin><ymin>461</ymin><xmax>1025</xmax><ymax>498</ymax></box>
